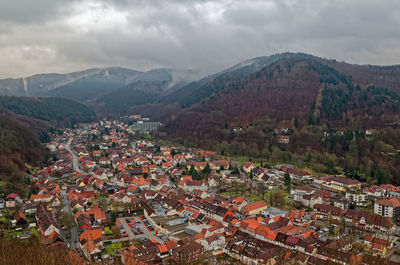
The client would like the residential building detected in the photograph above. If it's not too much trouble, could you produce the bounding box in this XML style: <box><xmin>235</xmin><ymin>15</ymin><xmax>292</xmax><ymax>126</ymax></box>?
<box><xmin>374</xmin><ymin>197</ymin><xmax>400</xmax><ymax>218</ymax></box>
<box><xmin>5</xmin><ymin>193</ymin><xmax>22</xmax><ymax>208</ymax></box>
<box><xmin>173</xmin><ymin>241</ymin><xmax>204</xmax><ymax>264</ymax></box>
<box><xmin>241</xmin><ymin>201</ymin><xmax>268</xmax><ymax>215</ymax></box>
<box><xmin>346</xmin><ymin>192</ymin><xmax>368</xmax><ymax>207</ymax></box>
<box><xmin>320</xmin><ymin>176</ymin><xmax>361</xmax><ymax>192</ymax></box>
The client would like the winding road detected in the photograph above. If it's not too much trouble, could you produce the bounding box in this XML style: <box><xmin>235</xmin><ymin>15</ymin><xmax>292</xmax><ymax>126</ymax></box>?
<box><xmin>66</xmin><ymin>137</ymin><xmax>84</xmax><ymax>174</ymax></box>
<box><xmin>60</xmin><ymin>189</ymin><xmax>79</xmax><ymax>250</ymax></box>
<box><xmin>63</xmin><ymin>136</ymin><xmax>83</xmax><ymax>250</ymax></box>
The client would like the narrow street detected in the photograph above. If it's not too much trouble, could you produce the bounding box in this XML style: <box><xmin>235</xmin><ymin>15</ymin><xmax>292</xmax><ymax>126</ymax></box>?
<box><xmin>61</xmin><ymin>189</ymin><xmax>79</xmax><ymax>250</ymax></box>
<box><xmin>63</xmin><ymin>137</ymin><xmax>82</xmax><ymax>250</ymax></box>
<box><xmin>66</xmin><ymin>137</ymin><xmax>85</xmax><ymax>174</ymax></box>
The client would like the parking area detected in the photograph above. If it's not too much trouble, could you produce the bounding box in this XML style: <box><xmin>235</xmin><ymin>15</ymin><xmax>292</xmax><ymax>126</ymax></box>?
<box><xmin>118</xmin><ymin>216</ymin><xmax>164</xmax><ymax>244</ymax></box>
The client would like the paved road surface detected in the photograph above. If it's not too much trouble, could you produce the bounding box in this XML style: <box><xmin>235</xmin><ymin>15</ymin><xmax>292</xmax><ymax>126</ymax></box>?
<box><xmin>66</xmin><ymin>137</ymin><xmax>84</xmax><ymax>174</ymax></box>
<box><xmin>120</xmin><ymin>217</ymin><xmax>135</xmax><ymax>241</ymax></box>
<box><xmin>60</xmin><ymin>189</ymin><xmax>79</xmax><ymax>250</ymax></box>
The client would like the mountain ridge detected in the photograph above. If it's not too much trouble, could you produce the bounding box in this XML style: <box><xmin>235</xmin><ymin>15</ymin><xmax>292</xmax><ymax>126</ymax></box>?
<box><xmin>0</xmin><ymin>67</ymin><xmax>200</xmax><ymax>103</ymax></box>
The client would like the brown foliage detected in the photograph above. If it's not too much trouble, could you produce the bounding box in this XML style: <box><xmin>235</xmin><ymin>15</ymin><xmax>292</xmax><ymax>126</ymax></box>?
<box><xmin>0</xmin><ymin>237</ymin><xmax>69</xmax><ymax>265</ymax></box>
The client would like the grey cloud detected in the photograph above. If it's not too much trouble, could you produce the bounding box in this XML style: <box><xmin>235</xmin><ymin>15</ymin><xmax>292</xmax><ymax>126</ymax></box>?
<box><xmin>0</xmin><ymin>0</ymin><xmax>77</xmax><ymax>24</ymax></box>
<box><xmin>1</xmin><ymin>0</ymin><xmax>400</xmax><ymax>78</ymax></box>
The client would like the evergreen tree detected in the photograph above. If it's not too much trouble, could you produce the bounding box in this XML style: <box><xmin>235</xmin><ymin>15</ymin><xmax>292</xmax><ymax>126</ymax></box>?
<box><xmin>191</xmin><ymin>169</ymin><xmax>200</xmax><ymax>180</ymax></box>
<box><xmin>375</xmin><ymin>168</ymin><xmax>387</xmax><ymax>185</ymax></box>
<box><xmin>306</xmin><ymin>152</ymin><xmax>312</xmax><ymax>164</ymax></box>
<box><xmin>284</xmin><ymin>172</ymin><xmax>291</xmax><ymax>190</ymax></box>
<box><xmin>202</xmin><ymin>164</ymin><xmax>211</xmax><ymax>175</ymax></box>
<box><xmin>189</xmin><ymin>165</ymin><xmax>195</xmax><ymax>175</ymax></box>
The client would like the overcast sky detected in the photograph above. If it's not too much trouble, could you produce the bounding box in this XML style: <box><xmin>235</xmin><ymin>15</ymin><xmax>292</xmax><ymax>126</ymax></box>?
<box><xmin>1</xmin><ymin>0</ymin><xmax>400</xmax><ymax>78</ymax></box>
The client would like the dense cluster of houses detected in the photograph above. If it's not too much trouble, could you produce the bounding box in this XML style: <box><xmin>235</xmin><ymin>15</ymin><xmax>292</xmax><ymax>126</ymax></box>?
<box><xmin>1</xmin><ymin>118</ymin><xmax>400</xmax><ymax>265</ymax></box>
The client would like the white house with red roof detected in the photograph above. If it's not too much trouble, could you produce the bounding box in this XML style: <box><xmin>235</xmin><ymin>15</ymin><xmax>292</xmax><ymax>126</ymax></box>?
<box><xmin>183</xmin><ymin>180</ymin><xmax>207</xmax><ymax>192</ymax></box>
<box><xmin>5</xmin><ymin>193</ymin><xmax>22</xmax><ymax>208</ymax></box>
<box><xmin>243</xmin><ymin>163</ymin><xmax>255</xmax><ymax>174</ymax></box>
<box><xmin>374</xmin><ymin>197</ymin><xmax>400</xmax><ymax>218</ymax></box>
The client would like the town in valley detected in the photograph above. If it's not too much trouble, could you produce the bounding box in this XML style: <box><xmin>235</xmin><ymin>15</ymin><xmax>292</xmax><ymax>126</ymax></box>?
<box><xmin>1</xmin><ymin>115</ymin><xmax>400</xmax><ymax>265</ymax></box>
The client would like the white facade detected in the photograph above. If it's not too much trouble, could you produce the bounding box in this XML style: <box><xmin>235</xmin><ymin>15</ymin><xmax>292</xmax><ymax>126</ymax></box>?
<box><xmin>374</xmin><ymin>203</ymin><xmax>394</xmax><ymax>218</ymax></box>
<box><xmin>200</xmin><ymin>235</ymin><xmax>225</xmax><ymax>251</ymax></box>
<box><xmin>346</xmin><ymin>192</ymin><xmax>368</xmax><ymax>206</ymax></box>
<box><xmin>44</xmin><ymin>224</ymin><xmax>60</xmax><ymax>237</ymax></box>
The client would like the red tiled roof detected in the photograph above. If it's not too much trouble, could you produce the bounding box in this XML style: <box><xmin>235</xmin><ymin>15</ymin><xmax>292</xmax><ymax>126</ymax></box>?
<box><xmin>79</xmin><ymin>229</ymin><xmax>102</xmax><ymax>242</ymax></box>
<box><xmin>375</xmin><ymin>197</ymin><xmax>400</xmax><ymax>208</ymax></box>
<box><xmin>242</xmin><ymin>201</ymin><xmax>267</xmax><ymax>213</ymax></box>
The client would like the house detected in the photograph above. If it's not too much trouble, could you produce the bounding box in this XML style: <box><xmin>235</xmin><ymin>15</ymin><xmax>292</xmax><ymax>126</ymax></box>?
<box><xmin>183</xmin><ymin>180</ymin><xmax>207</xmax><ymax>192</ymax></box>
<box><xmin>334</xmin><ymin>198</ymin><xmax>351</xmax><ymax>210</ymax></box>
<box><xmin>278</xmin><ymin>135</ymin><xmax>290</xmax><ymax>144</ymax></box>
<box><xmin>14</xmin><ymin>211</ymin><xmax>28</xmax><ymax>227</ymax></box>
<box><xmin>99</xmin><ymin>157</ymin><xmax>111</xmax><ymax>165</ymax></box>
<box><xmin>23</xmin><ymin>203</ymin><xmax>38</xmax><ymax>214</ymax></box>
<box><xmin>362</xmin><ymin>234</ymin><xmax>394</xmax><ymax>255</ymax></box>
<box><xmin>260</xmin><ymin>207</ymin><xmax>288</xmax><ymax>218</ymax></box>
<box><xmin>363</xmin><ymin>185</ymin><xmax>383</xmax><ymax>197</ymax></box>
<box><xmin>243</xmin><ymin>163</ymin><xmax>255</xmax><ymax>174</ymax></box>
<box><xmin>241</xmin><ymin>201</ymin><xmax>268</xmax><ymax>215</ymax></box>
<box><xmin>374</xmin><ymin>197</ymin><xmax>400</xmax><ymax>218</ymax></box>
<box><xmin>294</xmin><ymin>191</ymin><xmax>330</xmax><ymax>208</ymax></box>
<box><xmin>321</xmin><ymin>176</ymin><xmax>361</xmax><ymax>192</ymax></box>
<box><xmin>80</xmin><ymin>228</ymin><xmax>103</xmax><ymax>244</ymax></box>
<box><xmin>251</xmin><ymin>167</ymin><xmax>269</xmax><ymax>181</ymax></box>
<box><xmin>290</xmin><ymin>186</ymin><xmax>314</xmax><ymax>196</ymax></box>
<box><xmin>30</xmin><ymin>194</ymin><xmax>53</xmax><ymax>203</ymax></box>
<box><xmin>346</xmin><ymin>192</ymin><xmax>368</xmax><ymax>207</ymax></box>
<box><xmin>365</xmin><ymin>129</ymin><xmax>377</xmax><ymax>136</ymax></box>
<box><xmin>173</xmin><ymin>241</ymin><xmax>204</xmax><ymax>264</ymax></box>
<box><xmin>190</xmin><ymin>201</ymin><xmax>232</xmax><ymax>222</ymax></box>
<box><xmin>86</xmin><ymin>205</ymin><xmax>106</xmax><ymax>224</ymax></box>
<box><xmin>379</xmin><ymin>184</ymin><xmax>400</xmax><ymax>197</ymax></box>
<box><xmin>276</xmin><ymin>166</ymin><xmax>313</xmax><ymax>183</ymax></box>
<box><xmin>200</xmin><ymin>235</ymin><xmax>225</xmax><ymax>252</ymax></box>
<box><xmin>35</xmin><ymin>204</ymin><xmax>60</xmax><ymax>237</ymax></box>
<box><xmin>208</xmin><ymin>175</ymin><xmax>220</xmax><ymax>187</ymax></box>
<box><xmin>82</xmin><ymin>240</ymin><xmax>102</xmax><ymax>261</ymax></box>
<box><xmin>5</xmin><ymin>193</ymin><xmax>22</xmax><ymax>208</ymax></box>
<box><xmin>343</xmin><ymin>209</ymin><xmax>395</xmax><ymax>234</ymax></box>
<box><xmin>0</xmin><ymin>198</ymin><xmax>4</xmax><ymax>209</ymax></box>
<box><xmin>77</xmin><ymin>213</ymin><xmax>92</xmax><ymax>230</ymax></box>
<box><xmin>313</xmin><ymin>204</ymin><xmax>343</xmax><ymax>220</ymax></box>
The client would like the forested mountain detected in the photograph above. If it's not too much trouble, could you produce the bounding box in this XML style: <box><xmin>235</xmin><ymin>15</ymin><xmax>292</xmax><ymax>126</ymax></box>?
<box><xmin>45</xmin><ymin>67</ymin><xmax>141</xmax><ymax>101</ymax></box>
<box><xmin>156</xmin><ymin>53</ymin><xmax>400</xmax><ymax>185</ymax></box>
<box><xmin>0</xmin><ymin>96</ymin><xmax>96</xmax><ymax>128</ymax></box>
<box><xmin>0</xmin><ymin>96</ymin><xmax>97</xmax><ymax>195</ymax></box>
<box><xmin>0</xmin><ymin>112</ymin><xmax>46</xmax><ymax>196</ymax></box>
<box><xmin>0</xmin><ymin>67</ymin><xmax>199</xmax><ymax>105</ymax></box>
<box><xmin>160</xmin><ymin>53</ymin><xmax>299</xmax><ymax>107</ymax></box>
<box><xmin>0</xmin><ymin>67</ymin><xmax>136</xmax><ymax>98</ymax></box>
<box><xmin>95</xmin><ymin>68</ymin><xmax>173</xmax><ymax>111</ymax></box>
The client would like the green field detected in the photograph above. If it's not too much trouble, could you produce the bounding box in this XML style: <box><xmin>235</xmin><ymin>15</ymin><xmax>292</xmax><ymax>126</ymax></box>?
<box><xmin>104</xmin><ymin>226</ymin><xmax>113</xmax><ymax>236</ymax></box>
<box><xmin>104</xmin><ymin>242</ymin><xmax>122</xmax><ymax>255</ymax></box>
